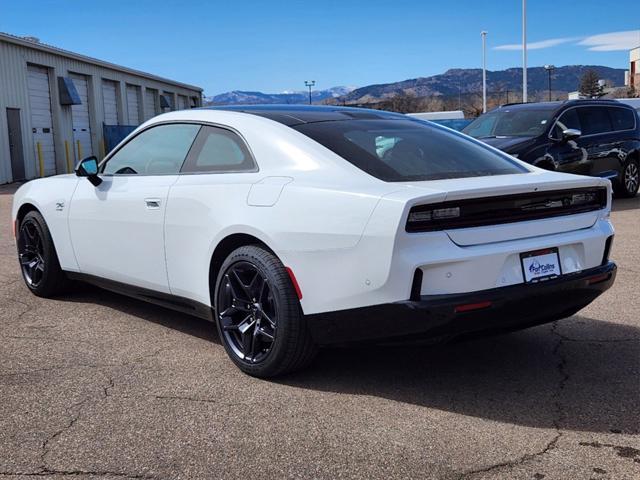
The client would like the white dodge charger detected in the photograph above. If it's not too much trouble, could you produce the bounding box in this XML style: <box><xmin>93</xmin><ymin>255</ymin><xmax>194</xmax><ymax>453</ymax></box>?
<box><xmin>12</xmin><ymin>105</ymin><xmax>616</xmax><ymax>377</ymax></box>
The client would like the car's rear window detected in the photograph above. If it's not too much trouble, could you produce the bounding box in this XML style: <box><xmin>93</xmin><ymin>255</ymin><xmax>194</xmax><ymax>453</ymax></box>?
<box><xmin>293</xmin><ymin>119</ymin><xmax>528</xmax><ymax>182</ymax></box>
<box><xmin>463</xmin><ymin>108</ymin><xmax>554</xmax><ymax>138</ymax></box>
<box><xmin>608</xmin><ymin>106</ymin><xmax>636</xmax><ymax>131</ymax></box>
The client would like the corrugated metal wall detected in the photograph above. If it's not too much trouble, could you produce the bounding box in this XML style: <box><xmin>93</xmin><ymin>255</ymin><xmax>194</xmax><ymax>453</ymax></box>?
<box><xmin>102</xmin><ymin>79</ymin><xmax>119</xmax><ymax>125</ymax></box>
<box><xmin>0</xmin><ymin>38</ymin><xmax>202</xmax><ymax>184</ymax></box>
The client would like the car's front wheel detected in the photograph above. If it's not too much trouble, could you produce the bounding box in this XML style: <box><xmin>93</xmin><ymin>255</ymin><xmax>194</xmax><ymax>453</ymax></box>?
<box><xmin>214</xmin><ymin>245</ymin><xmax>317</xmax><ymax>377</ymax></box>
<box><xmin>615</xmin><ymin>158</ymin><xmax>639</xmax><ymax>198</ymax></box>
<box><xmin>17</xmin><ymin>210</ymin><xmax>69</xmax><ymax>297</ymax></box>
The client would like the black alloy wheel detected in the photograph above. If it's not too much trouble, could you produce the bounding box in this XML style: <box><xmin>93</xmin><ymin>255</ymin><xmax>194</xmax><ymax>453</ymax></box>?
<box><xmin>622</xmin><ymin>159</ymin><xmax>639</xmax><ymax>197</ymax></box>
<box><xmin>214</xmin><ymin>245</ymin><xmax>317</xmax><ymax>377</ymax></box>
<box><xmin>16</xmin><ymin>211</ymin><xmax>69</xmax><ymax>297</ymax></box>
<box><xmin>18</xmin><ymin>219</ymin><xmax>46</xmax><ymax>288</ymax></box>
<box><xmin>217</xmin><ymin>261</ymin><xmax>277</xmax><ymax>363</ymax></box>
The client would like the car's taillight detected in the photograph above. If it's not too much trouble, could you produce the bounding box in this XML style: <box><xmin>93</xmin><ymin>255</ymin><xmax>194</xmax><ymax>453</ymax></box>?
<box><xmin>407</xmin><ymin>207</ymin><xmax>460</xmax><ymax>224</ymax></box>
<box><xmin>406</xmin><ymin>187</ymin><xmax>607</xmax><ymax>233</ymax></box>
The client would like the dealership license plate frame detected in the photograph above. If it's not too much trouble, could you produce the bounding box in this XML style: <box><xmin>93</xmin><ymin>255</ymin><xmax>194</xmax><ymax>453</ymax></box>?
<box><xmin>520</xmin><ymin>247</ymin><xmax>562</xmax><ymax>283</ymax></box>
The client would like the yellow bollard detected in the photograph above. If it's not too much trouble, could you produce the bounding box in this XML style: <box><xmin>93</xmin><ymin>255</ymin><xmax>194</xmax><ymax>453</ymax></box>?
<box><xmin>65</xmin><ymin>141</ymin><xmax>72</xmax><ymax>173</ymax></box>
<box><xmin>76</xmin><ymin>140</ymin><xmax>82</xmax><ymax>161</ymax></box>
<box><xmin>36</xmin><ymin>142</ymin><xmax>44</xmax><ymax>177</ymax></box>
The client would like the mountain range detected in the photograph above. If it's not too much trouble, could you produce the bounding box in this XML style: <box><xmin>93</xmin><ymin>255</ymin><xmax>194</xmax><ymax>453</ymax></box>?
<box><xmin>206</xmin><ymin>86</ymin><xmax>355</xmax><ymax>105</ymax></box>
<box><xmin>340</xmin><ymin>65</ymin><xmax>626</xmax><ymax>104</ymax></box>
<box><xmin>206</xmin><ymin>65</ymin><xmax>627</xmax><ymax>106</ymax></box>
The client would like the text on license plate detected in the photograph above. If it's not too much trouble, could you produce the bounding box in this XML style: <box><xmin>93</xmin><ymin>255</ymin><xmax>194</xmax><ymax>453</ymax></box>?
<box><xmin>520</xmin><ymin>248</ymin><xmax>562</xmax><ymax>283</ymax></box>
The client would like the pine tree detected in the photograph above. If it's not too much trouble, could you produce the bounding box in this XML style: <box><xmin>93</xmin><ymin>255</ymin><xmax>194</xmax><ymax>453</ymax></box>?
<box><xmin>579</xmin><ymin>70</ymin><xmax>603</xmax><ymax>98</ymax></box>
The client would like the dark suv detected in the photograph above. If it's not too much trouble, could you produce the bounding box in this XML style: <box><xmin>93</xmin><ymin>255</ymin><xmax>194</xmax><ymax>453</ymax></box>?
<box><xmin>463</xmin><ymin>100</ymin><xmax>640</xmax><ymax>197</ymax></box>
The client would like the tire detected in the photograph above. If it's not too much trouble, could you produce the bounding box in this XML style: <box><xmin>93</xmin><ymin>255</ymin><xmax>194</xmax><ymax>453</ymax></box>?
<box><xmin>16</xmin><ymin>210</ymin><xmax>70</xmax><ymax>297</ymax></box>
<box><xmin>214</xmin><ymin>245</ymin><xmax>317</xmax><ymax>377</ymax></box>
<box><xmin>614</xmin><ymin>158</ymin><xmax>639</xmax><ymax>198</ymax></box>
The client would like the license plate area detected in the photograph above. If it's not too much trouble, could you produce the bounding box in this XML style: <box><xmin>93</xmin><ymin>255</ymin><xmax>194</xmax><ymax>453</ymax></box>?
<box><xmin>520</xmin><ymin>247</ymin><xmax>562</xmax><ymax>283</ymax></box>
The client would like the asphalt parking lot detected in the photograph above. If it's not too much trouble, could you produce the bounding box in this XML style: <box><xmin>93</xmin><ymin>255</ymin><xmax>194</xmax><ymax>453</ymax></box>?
<box><xmin>0</xmin><ymin>182</ymin><xmax>638</xmax><ymax>480</ymax></box>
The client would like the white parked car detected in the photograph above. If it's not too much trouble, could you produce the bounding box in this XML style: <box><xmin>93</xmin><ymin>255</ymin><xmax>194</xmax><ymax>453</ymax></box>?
<box><xmin>12</xmin><ymin>106</ymin><xmax>616</xmax><ymax>377</ymax></box>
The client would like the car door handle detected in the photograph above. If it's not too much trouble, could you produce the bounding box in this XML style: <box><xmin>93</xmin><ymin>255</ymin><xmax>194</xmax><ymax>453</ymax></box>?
<box><xmin>144</xmin><ymin>198</ymin><xmax>161</xmax><ymax>209</ymax></box>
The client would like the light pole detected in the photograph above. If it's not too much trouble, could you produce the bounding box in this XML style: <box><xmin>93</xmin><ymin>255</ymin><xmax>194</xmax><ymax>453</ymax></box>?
<box><xmin>544</xmin><ymin>64</ymin><xmax>555</xmax><ymax>101</ymax></box>
<box><xmin>481</xmin><ymin>31</ymin><xmax>488</xmax><ymax>113</ymax></box>
<box><xmin>304</xmin><ymin>80</ymin><xmax>315</xmax><ymax>105</ymax></box>
<box><xmin>522</xmin><ymin>0</ymin><xmax>528</xmax><ymax>103</ymax></box>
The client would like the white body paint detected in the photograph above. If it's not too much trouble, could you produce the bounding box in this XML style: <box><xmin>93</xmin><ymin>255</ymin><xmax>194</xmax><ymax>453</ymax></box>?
<box><xmin>12</xmin><ymin>109</ymin><xmax>614</xmax><ymax>315</ymax></box>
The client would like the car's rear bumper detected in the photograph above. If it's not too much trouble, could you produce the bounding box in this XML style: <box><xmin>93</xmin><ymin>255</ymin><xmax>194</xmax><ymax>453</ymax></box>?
<box><xmin>306</xmin><ymin>261</ymin><xmax>616</xmax><ymax>344</ymax></box>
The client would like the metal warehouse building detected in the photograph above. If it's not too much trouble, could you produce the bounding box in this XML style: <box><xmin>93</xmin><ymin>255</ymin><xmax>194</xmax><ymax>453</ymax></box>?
<box><xmin>0</xmin><ymin>32</ymin><xmax>203</xmax><ymax>184</ymax></box>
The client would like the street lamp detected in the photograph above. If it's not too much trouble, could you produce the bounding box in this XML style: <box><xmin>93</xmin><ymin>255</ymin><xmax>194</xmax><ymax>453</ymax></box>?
<box><xmin>304</xmin><ymin>80</ymin><xmax>316</xmax><ymax>105</ymax></box>
<box><xmin>544</xmin><ymin>64</ymin><xmax>555</xmax><ymax>101</ymax></box>
<box><xmin>481</xmin><ymin>31</ymin><xmax>488</xmax><ymax>113</ymax></box>
<box><xmin>522</xmin><ymin>0</ymin><xmax>528</xmax><ymax>103</ymax></box>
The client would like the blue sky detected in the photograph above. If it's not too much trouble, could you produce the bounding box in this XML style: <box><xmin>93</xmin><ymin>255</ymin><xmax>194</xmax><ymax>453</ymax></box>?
<box><xmin>1</xmin><ymin>0</ymin><xmax>639</xmax><ymax>96</ymax></box>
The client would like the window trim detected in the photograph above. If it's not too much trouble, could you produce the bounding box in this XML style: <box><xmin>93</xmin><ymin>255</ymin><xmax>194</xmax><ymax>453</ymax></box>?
<box><xmin>180</xmin><ymin>124</ymin><xmax>258</xmax><ymax>174</ymax></box>
<box><xmin>99</xmin><ymin>120</ymin><xmax>258</xmax><ymax>176</ymax></box>
<box><xmin>547</xmin><ymin>104</ymin><xmax>637</xmax><ymax>141</ymax></box>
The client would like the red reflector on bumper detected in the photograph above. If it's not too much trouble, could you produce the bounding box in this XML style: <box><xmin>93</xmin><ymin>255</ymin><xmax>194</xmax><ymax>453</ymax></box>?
<box><xmin>587</xmin><ymin>273</ymin><xmax>610</xmax><ymax>285</ymax></box>
<box><xmin>455</xmin><ymin>301</ymin><xmax>492</xmax><ymax>313</ymax></box>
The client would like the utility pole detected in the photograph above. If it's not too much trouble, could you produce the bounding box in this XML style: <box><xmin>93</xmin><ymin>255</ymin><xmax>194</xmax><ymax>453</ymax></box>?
<box><xmin>522</xmin><ymin>0</ymin><xmax>528</xmax><ymax>103</ymax></box>
<box><xmin>481</xmin><ymin>31</ymin><xmax>488</xmax><ymax>113</ymax></box>
<box><xmin>544</xmin><ymin>65</ymin><xmax>555</xmax><ymax>101</ymax></box>
<box><xmin>304</xmin><ymin>80</ymin><xmax>316</xmax><ymax>105</ymax></box>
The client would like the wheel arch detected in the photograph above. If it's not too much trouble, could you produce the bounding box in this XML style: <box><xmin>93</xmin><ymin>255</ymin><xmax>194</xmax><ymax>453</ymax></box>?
<box><xmin>208</xmin><ymin>233</ymin><xmax>277</xmax><ymax>307</ymax></box>
<box><xmin>15</xmin><ymin>202</ymin><xmax>40</xmax><ymax>228</ymax></box>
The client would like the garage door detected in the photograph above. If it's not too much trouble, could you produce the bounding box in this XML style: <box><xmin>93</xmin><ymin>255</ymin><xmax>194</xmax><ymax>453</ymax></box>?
<box><xmin>70</xmin><ymin>73</ymin><xmax>93</xmax><ymax>162</ymax></box>
<box><xmin>126</xmin><ymin>85</ymin><xmax>140</xmax><ymax>125</ymax></box>
<box><xmin>144</xmin><ymin>89</ymin><xmax>158</xmax><ymax>120</ymax></box>
<box><xmin>102</xmin><ymin>80</ymin><xmax>118</xmax><ymax>125</ymax></box>
<box><xmin>27</xmin><ymin>65</ymin><xmax>56</xmax><ymax>176</ymax></box>
<box><xmin>177</xmin><ymin>95</ymin><xmax>188</xmax><ymax>110</ymax></box>
<box><xmin>163</xmin><ymin>92</ymin><xmax>175</xmax><ymax>110</ymax></box>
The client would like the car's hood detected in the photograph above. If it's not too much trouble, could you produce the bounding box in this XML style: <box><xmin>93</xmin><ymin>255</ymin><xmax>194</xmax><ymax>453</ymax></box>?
<box><xmin>475</xmin><ymin>135</ymin><xmax>534</xmax><ymax>153</ymax></box>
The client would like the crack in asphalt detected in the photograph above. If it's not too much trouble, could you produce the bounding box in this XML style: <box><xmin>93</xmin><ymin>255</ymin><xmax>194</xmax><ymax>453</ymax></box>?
<box><xmin>456</xmin><ymin>432</ymin><xmax>561</xmax><ymax>479</ymax></box>
<box><xmin>0</xmin><ymin>334</ymin><xmax>101</xmax><ymax>348</ymax></box>
<box><xmin>25</xmin><ymin>371</ymin><xmax>158</xmax><ymax>480</ymax></box>
<box><xmin>578</xmin><ymin>441</ymin><xmax>640</xmax><ymax>463</ymax></box>
<box><xmin>0</xmin><ymin>349</ymin><xmax>167</xmax><ymax>478</ymax></box>
<box><xmin>0</xmin><ymin>296</ymin><xmax>33</xmax><ymax>321</ymax></box>
<box><xmin>0</xmin><ymin>469</ymin><xmax>155</xmax><ymax>478</ymax></box>
<box><xmin>456</xmin><ymin>322</ymin><xmax>569</xmax><ymax>479</ymax></box>
<box><xmin>0</xmin><ymin>347</ymin><xmax>165</xmax><ymax>379</ymax></box>
<box><xmin>558</xmin><ymin>337</ymin><xmax>639</xmax><ymax>343</ymax></box>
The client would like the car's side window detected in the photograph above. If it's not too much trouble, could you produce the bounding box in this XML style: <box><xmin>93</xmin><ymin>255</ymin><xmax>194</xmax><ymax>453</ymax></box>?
<box><xmin>102</xmin><ymin>123</ymin><xmax>201</xmax><ymax>175</ymax></box>
<box><xmin>181</xmin><ymin>125</ymin><xmax>256</xmax><ymax>173</ymax></box>
<box><xmin>576</xmin><ymin>107</ymin><xmax>612</xmax><ymax>136</ymax></box>
<box><xmin>552</xmin><ymin>108</ymin><xmax>581</xmax><ymax>140</ymax></box>
<box><xmin>607</xmin><ymin>107</ymin><xmax>636</xmax><ymax>131</ymax></box>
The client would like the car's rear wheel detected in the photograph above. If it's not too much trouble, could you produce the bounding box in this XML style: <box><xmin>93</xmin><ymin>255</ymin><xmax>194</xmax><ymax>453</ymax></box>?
<box><xmin>17</xmin><ymin>210</ymin><xmax>69</xmax><ymax>297</ymax></box>
<box><xmin>615</xmin><ymin>158</ymin><xmax>639</xmax><ymax>198</ymax></box>
<box><xmin>214</xmin><ymin>245</ymin><xmax>317</xmax><ymax>377</ymax></box>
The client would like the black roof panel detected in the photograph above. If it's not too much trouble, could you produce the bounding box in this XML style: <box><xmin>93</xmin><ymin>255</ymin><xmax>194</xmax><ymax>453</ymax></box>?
<box><xmin>202</xmin><ymin>104</ymin><xmax>406</xmax><ymax>126</ymax></box>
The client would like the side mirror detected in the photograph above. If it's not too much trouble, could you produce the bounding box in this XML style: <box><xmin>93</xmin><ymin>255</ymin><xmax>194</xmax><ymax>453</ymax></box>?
<box><xmin>75</xmin><ymin>156</ymin><xmax>102</xmax><ymax>186</ymax></box>
<box><xmin>562</xmin><ymin>128</ymin><xmax>581</xmax><ymax>142</ymax></box>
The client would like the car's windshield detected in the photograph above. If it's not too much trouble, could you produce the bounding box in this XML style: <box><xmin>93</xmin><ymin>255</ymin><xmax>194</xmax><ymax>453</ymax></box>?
<box><xmin>293</xmin><ymin>119</ymin><xmax>528</xmax><ymax>182</ymax></box>
<box><xmin>463</xmin><ymin>109</ymin><xmax>554</xmax><ymax>138</ymax></box>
